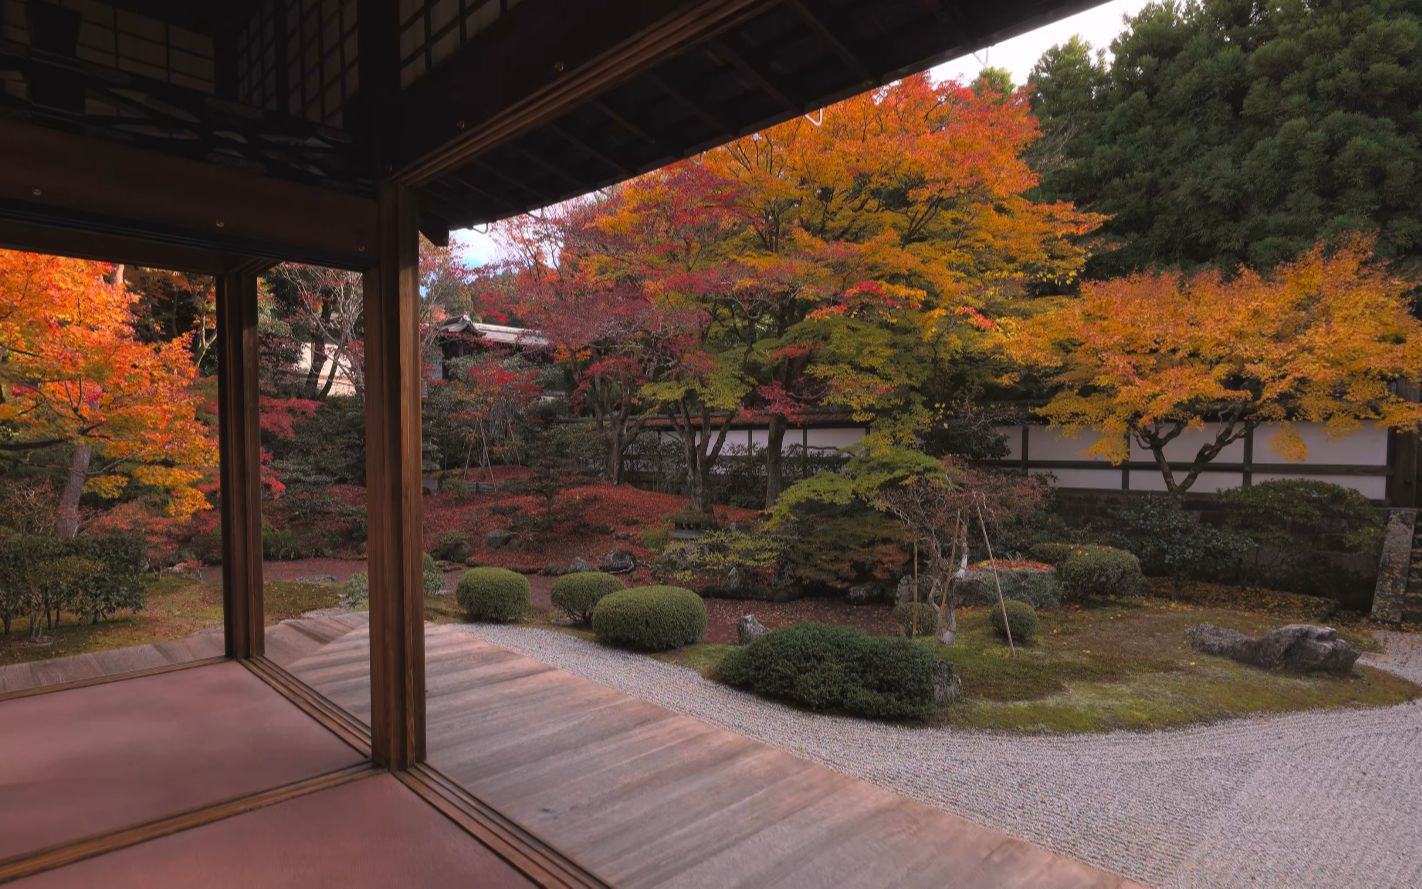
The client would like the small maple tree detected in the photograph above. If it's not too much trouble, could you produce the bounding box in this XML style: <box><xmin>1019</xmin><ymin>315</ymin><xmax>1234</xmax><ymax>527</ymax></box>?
<box><xmin>1005</xmin><ymin>239</ymin><xmax>1422</xmax><ymax>492</ymax></box>
<box><xmin>0</xmin><ymin>251</ymin><xmax>216</xmax><ymax>536</ymax></box>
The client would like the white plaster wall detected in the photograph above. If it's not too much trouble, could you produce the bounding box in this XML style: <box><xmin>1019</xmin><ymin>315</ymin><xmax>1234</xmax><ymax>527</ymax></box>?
<box><xmin>1251</xmin><ymin>422</ymin><xmax>1388</xmax><ymax>466</ymax></box>
<box><xmin>1126</xmin><ymin>422</ymin><xmax>1246</xmax><ymax>463</ymax></box>
<box><xmin>1028</xmin><ymin>427</ymin><xmax>1117</xmax><ymax>461</ymax></box>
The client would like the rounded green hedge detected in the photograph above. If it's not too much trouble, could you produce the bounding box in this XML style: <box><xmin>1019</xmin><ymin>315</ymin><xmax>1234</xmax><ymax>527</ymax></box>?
<box><xmin>591</xmin><ymin>585</ymin><xmax>706</xmax><ymax>651</ymax></box>
<box><xmin>1026</xmin><ymin>542</ymin><xmax>1079</xmax><ymax>566</ymax></box>
<box><xmin>991</xmin><ymin>599</ymin><xmax>1038</xmax><ymax>643</ymax></box>
<box><xmin>456</xmin><ymin>567</ymin><xmax>529</xmax><ymax>622</ymax></box>
<box><xmin>719</xmin><ymin>623</ymin><xmax>935</xmax><ymax>720</ymax></box>
<box><xmin>551</xmin><ymin>571</ymin><xmax>625</xmax><ymax>622</ymax></box>
<box><xmin>893</xmin><ymin>601</ymin><xmax>939</xmax><ymax>637</ymax></box>
<box><xmin>1060</xmin><ymin>545</ymin><xmax>1143</xmax><ymax>601</ymax></box>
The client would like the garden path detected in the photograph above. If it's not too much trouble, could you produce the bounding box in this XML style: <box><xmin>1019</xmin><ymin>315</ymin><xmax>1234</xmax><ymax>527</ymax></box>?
<box><xmin>466</xmin><ymin>624</ymin><xmax>1422</xmax><ymax>889</ymax></box>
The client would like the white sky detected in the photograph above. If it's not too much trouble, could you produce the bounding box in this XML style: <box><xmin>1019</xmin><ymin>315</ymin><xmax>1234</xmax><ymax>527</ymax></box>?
<box><xmin>451</xmin><ymin>0</ymin><xmax>1151</xmax><ymax>268</ymax></box>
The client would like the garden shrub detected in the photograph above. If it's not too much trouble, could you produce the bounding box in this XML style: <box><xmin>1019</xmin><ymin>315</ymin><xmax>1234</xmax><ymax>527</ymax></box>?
<box><xmin>719</xmin><ymin>623</ymin><xmax>936</xmax><ymax>720</ymax></box>
<box><xmin>1219</xmin><ymin>480</ymin><xmax>1384</xmax><ymax>605</ymax></box>
<box><xmin>1027</xmin><ymin>542</ymin><xmax>1079</xmax><ymax>566</ymax></box>
<box><xmin>1108</xmin><ymin>495</ymin><xmax>1248</xmax><ymax>585</ymax></box>
<box><xmin>775</xmin><ymin>507</ymin><xmax>908</xmax><ymax>593</ymax></box>
<box><xmin>434</xmin><ymin>531</ymin><xmax>472</xmax><ymax>563</ymax></box>
<box><xmin>991</xmin><ymin>600</ymin><xmax>1038</xmax><ymax>644</ymax></box>
<box><xmin>956</xmin><ymin>561</ymin><xmax>1062</xmax><ymax>609</ymax></box>
<box><xmin>656</xmin><ymin>529</ymin><xmax>789</xmax><ymax>600</ymax></box>
<box><xmin>1060</xmin><ymin>545</ymin><xmax>1143</xmax><ymax>601</ymax></box>
<box><xmin>666</xmin><ymin>506</ymin><xmax>716</xmax><ymax>530</ymax></box>
<box><xmin>591</xmin><ymin>585</ymin><xmax>706</xmax><ymax>651</ymax></box>
<box><xmin>550</xmin><ymin>571</ymin><xmax>624</xmax><ymax>622</ymax></box>
<box><xmin>70</xmin><ymin>534</ymin><xmax>148</xmax><ymax>622</ymax></box>
<box><xmin>893</xmin><ymin>601</ymin><xmax>939</xmax><ymax>637</ymax></box>
<box><xmin>422</xmin><ymin>553</ymin><xmax>445</xmax><ymax>595</ymax></box>
<box><xmin>342</xmin><ymin>572</ymin><xmax>369</xmax><ymax>610</ymax></box>
<box><xmin>261</xmin><ymin>526</ymin><xmax>303</xmax><ymax>561</ymax></box>
<box><xmin>456</xmin><ymin>567</ymin><xmax>528</xmax><ymax>622</ymax></box>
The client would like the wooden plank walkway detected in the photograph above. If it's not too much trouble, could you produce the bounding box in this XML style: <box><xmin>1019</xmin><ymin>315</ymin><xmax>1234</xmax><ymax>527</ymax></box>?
<box><xmin>275</xmin><ymin>617</ymin><xmax>1144</xmax><ymax>889</ymax></box>
<box><xmin>0</xmin><ymin>629</ymin><xmax>225</xmax><ymax>696</ymax></box>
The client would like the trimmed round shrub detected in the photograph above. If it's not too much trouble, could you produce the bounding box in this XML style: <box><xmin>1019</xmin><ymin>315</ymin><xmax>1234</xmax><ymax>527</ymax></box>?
<box><xmin>1060</xmin><ymin>545</ymin><xmax>1143</xmax><ymax>601</ymax></box>
<box><xmin>990</xmin><ymin>600</ymin><xmax>1038</xmax><ymax>644</ymax></box>
<box><xmin>591</xmin><ymin>585</ymin><xmax>706</xmax><ymax>651</ymax></box>
<box><xmin>1026</xmin><ymin>542</ymin><xmax>1079</xmax><ymax>566</ymax></box>
<box><xmin>893</xmin><ymin>601</ymin><xmax>939</xmax><ymax>637</ymax></box>
<box><xmin>719</xmin><ymin>623</ymin><xmax>936</xmax><ymax>720</ymax></box>
<box><xmin>956</xmin><ymin>563</ymin><xmax>1062</xmax><ymax>609</ymax></box>
<box><xmin>457</xmin><ymin>567</ymin><xmax>529</xmax><ymax>622</ymax></box>
<box><xmin>551</xmin><ymin>571</ymin><xmax>625</xmax><ymax>622</ymax></box>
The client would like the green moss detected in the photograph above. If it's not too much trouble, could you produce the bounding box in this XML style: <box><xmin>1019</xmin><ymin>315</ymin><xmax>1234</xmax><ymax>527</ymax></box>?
<box><xmin>263</xmin><ymin>580</ymin><xmax>341</xmax><ymax>621</ymax></box>
<box><xmin>654</xmin><ymin>642</ymin><xmax>735</xmax><ymax>676</ymax></box>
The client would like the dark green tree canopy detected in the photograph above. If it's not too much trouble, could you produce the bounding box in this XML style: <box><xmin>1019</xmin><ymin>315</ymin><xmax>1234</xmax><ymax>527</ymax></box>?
<box><xmin>1030</xmin><ymin>0</ymin><xmax>1422</xmax><ymax>281</ymax></box>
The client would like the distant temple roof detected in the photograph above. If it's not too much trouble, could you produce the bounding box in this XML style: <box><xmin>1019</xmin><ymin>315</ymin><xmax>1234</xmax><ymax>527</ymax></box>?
<box><xmin>436</xmin><ymin>315</ymin><xmax>550</xmax><ymax>349</ymax></box>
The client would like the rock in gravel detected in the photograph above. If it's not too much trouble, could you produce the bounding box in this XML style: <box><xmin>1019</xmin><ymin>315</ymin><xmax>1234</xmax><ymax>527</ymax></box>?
<box><xmin>1186</xmin><ymin>623</ymin><xmax>1361</xmax><ymax>675</ymax></box>
<box><xmin>736</xmin><ymin>614</ymin><xmax>770</xmax><ymax>645</ymax></box>
<box><xmin>485</xmin><ymin>528</ymin><xmax>514</xmax><ymax>550</ymax></box>
<box><xmin>601</xmin><ymin>549</ymin><xmax>636</xmax><ymax>574</ymax></box>
<box><xmin>931</xmin><ymin>658</ymin><xmax>961</xmax><ymax>706</ymax></box>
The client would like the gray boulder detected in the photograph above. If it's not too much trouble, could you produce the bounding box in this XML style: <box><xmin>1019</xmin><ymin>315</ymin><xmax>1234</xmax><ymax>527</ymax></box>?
<box><xmin>485</xmin><ymin>528</ymin><xmax>514</xmax><ymax>550</ymax></box>
<box><xmin>601</xmin><ymin>549</ymin><xmax>636</xmax><ymax>574</ymax></box>
<box><xmin>931</xmin><ymin>658</ymin><xmax>961</xmax><ymax>706</ymax></box>
<box><xmin>1186</xmin><ymin>623</ymin><xmax>1361</xmax><ymax>675</ymax></box>
<box><xmin>566</xmin><ymin>556</ymin><xmax>593</xmax><ymax>573</ymax></box>
<box><xmin>736</xmin><ymin>614</ymin><xmax>770</xmax><ymax>645</ymax></box>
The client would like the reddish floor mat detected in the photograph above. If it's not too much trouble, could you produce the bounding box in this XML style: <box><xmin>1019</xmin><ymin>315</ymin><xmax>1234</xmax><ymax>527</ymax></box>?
<box><xmin>0</xmin><ymin>662</ymin><xmax>365</xmax><ymax>860</ymax></box>
<box><xmin>14</xmin><ymin>775</ymin><xmax>535</xmax><ymax>888</ymax></box>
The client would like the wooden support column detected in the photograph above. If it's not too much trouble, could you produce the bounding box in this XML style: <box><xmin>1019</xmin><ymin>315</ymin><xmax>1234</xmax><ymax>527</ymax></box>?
<box><xmin>364</xmin><ymin>182</ymin><xmax>427</xmax><ymax>769</ymax></box>
<box><xmin>216</xmin><ymin>268</ymin><xmax>264</xmax><ymax>659</ymax></box>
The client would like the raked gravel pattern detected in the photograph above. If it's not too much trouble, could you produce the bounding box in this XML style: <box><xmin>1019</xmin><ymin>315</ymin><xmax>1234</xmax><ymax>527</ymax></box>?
<box><xmin>463</xmin><ymin>624</ymin><xmax>1422</xmax><ymax>889</ymax></box>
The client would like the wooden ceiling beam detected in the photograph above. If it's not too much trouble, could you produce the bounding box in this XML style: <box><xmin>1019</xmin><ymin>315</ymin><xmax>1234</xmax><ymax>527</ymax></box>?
<box><xmin>706</xmin><ymin>37</ymin><xmax>799</xmax><ymax>112</ymax></box>
<box><xmin>392</xmin><ymin>0</ymin><xmax>783</xmax><ymax>186</ymax></box>
<box><xmin>786</xmin><ymin>0</ymin><xmax>874</xmax><ymax>85</ymax></box>
<box><xmin>1</xmin><ymin>117</ymin><xmax>377</xmax><ymax>269</ymax></box>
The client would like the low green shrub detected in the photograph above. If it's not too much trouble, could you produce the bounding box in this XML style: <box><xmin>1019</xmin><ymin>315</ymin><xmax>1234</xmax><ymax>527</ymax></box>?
<box><xmin>457</xmin><ymin>567</ymin><xmax>529</xmax><ymax>622</ymax></box>
<box><xmin>550</xmin><ymin>571</ymin><xmax>624</xmax><ymax>622</ymax></box>
<box><xmin>893</xmin><ymin>601</ymin><xmax>939</xmax><ymax>637</ymax></box>
<box><xmin>1026</xmin><ymin>542</ymin><xmax>1079</xmax><ymax>566</ymax></box>
<box><xmin>1108</xmin><ymin>495</ymin><xmax>1248</xmax><ymax>586</ymax></box>
<box><xmin>991</xmin><ymin>600</ymin><xmax>1038</xmax><ymax>643</ymax></box>
<box><xmin>262</xmin><ymin>526</ymin><xmax>303</xmax><ymax>561</ymax></box>
<box><xmin>342</xmin><ymin>572</ymin><xmax>369</xmax><ymax>609</ymax></box>
<box><xmin>719</xmin><ymin>624</ymin><xmax>936</xmax><ymax>720</ymax></box>
<box><xmin>434</xmin><ymin>531</ymin><xmax>473</xmax><ymax>563</ymax></box>
<box><xmin>1060</xmin><ymin>545</ymin><xmax>1143</xmax><ymax>601</ymax></box>
<box><xmin>957</xmin><ymin>564</ymin><xmax>1062</xmax><ymax>609</ymax></box>
<box><xmin>639</xmin><ymin>527</ymin><xmax>670</xmax><ymax>552</ymax></box>
<box><xmin>591</xmin><ymin>585</ymin><xmax>706</xmax><ymax>651</ymax></box>
<box><xmin>666</xmin><ymin>506</ymin><xmax>717</xmax><ymax>530</ymax></box>
<box><xmin>422</xmin><ymin>553</ymin><xmax>445</xmax><ymax>595</ymax></box>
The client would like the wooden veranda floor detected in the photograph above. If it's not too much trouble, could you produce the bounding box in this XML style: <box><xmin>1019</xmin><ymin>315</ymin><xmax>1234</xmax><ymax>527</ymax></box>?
<box><xmin>273</xmin><ymin>614</ymin><xmax>1141</xmax><ymax>889</ymax></box>
<box><xmin>0</xmin><ymin>614</ymin><xmax>1142</xmax><ymax>888</ymax></box>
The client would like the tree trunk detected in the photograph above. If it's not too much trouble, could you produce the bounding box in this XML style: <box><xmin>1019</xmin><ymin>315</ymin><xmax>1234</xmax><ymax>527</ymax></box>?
<box><xmin>608</xmin><ymin>436</ymin><xmax>625</xmax><ymax>485</ymax></box>
<box><xmin>764</xmin><ymin>414</ymin><xmax>787</xmax><ymax>508</ymax></box>
<box><xmin>56</xmin><ymin>443</ymin><xmax>91</xmax><ymax>539</ymax></box>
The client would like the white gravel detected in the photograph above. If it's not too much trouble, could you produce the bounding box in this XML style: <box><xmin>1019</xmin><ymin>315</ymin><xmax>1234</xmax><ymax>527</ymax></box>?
<box><xmin>465</xmin><ymin>623</ymin><xmax>1422</xmax><ymax>889</ymax></box>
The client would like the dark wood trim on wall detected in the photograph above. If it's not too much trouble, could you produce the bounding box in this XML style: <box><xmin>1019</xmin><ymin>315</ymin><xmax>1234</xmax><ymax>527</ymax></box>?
<box><xmin>216</xmin><ymin>268</ymin><xmax>265</xmax><ymax>660</ymax></box>
<box><xmin>363</xmin><ymin>182</ymin><xmax>427</xmax><ymax>769</ymax></box>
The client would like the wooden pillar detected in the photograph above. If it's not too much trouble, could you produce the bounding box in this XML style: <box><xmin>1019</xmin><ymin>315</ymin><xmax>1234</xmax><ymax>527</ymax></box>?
<box><xmin>216</xmin><ymin>268</ymin><xmax>264</xmax><ymax>659</ymax></box>
<box><xmin>364</xmin><ymin>181</ymin><xmax>427</xmax><ymax>769</ymax></box>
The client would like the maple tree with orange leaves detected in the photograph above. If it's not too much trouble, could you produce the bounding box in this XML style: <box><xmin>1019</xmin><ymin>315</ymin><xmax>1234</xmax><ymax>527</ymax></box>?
<box><xmin>1003</xmin><ymin>239</ymin><xmax>1422</xmax><ymax>492</ymax></box>
<box><xmin>0</xmin><ymin>251</ymin><xmax>215</xmax><ymax>536</ymax></box>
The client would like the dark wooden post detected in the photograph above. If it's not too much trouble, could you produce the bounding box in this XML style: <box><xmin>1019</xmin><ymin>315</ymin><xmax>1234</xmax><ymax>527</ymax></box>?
<box><xmin>216</xmin><ymin>268</ymin><xmax>264</xmax><ymax>659</ymax></box>
<box><xmin>364</xmin><ymin>181</ymin><xmax>427</xmax><ymax>769</ymax></box>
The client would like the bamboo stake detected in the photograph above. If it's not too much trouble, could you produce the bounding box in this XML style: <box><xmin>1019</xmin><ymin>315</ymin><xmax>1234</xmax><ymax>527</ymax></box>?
<box><xmin>974</xmin><ymin>499</ymin><xmax>1016</xmax><ymax>656</ymax></box>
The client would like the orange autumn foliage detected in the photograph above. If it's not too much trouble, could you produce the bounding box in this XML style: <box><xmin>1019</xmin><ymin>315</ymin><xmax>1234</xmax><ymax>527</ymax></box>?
<box><xmin>1004</xmin><ymin>239</ymin><xmax>1422</xmax><ymax>492</ymax></box>
<box><xmin>0</xmin><ymin>250</ymin><xmax>216</xmax><ymax>521</ymax></box>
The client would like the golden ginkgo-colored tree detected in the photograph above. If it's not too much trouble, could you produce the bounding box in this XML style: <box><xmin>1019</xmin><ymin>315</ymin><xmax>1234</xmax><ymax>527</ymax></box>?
<box><xmin>1003</xmin><ymin>239</ymin><xmax>1422</xmax><ymax>492</ymax></box>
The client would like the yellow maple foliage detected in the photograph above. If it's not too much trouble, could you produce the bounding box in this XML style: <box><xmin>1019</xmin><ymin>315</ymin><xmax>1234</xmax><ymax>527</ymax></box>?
<box><xmin>1003</xmin><ymin>239</ymin><xmax>1422</xmax><ymax>492</ymax></box>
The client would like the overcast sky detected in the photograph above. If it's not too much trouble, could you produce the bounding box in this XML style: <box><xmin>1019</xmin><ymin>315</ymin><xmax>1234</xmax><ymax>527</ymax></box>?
<box><xmin>451</xmin><ymin>0</ymin><xmax>1152</xmax><ymax>267</ymax></box>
